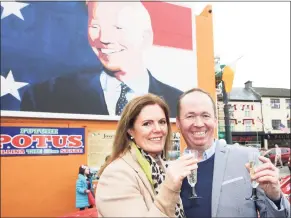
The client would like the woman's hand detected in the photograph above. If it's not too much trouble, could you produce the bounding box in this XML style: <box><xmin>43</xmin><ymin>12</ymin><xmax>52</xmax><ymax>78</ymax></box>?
<box><xmin>165</xmin><ymin>154</ymin><xmax>198</xmax><ymax>191</ymax></box>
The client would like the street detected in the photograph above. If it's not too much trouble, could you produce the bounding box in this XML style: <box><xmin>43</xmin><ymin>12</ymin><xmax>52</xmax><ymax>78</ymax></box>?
<box><xmin>279</xmin><ymin>166</ymin><xmax>290</xmax><ymax>178</ymax></box>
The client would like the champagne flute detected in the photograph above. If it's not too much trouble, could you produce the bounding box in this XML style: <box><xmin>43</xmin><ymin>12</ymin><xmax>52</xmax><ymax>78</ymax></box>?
<box><xmin>245</xmin><ymin>150</ymin><xmax>261</xmax><ymax>201</ymax></box>
<box><xmin>184</xmin><ymin>148</ymin><xmax>201</xmax><ymax>199</ymax></box>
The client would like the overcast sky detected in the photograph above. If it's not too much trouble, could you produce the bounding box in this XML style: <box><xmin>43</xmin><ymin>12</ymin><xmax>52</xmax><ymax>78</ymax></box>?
<box><xmin>195</xmin><ymin>2</ymin><xmax>290</xmax><ymax>89</ymax></box>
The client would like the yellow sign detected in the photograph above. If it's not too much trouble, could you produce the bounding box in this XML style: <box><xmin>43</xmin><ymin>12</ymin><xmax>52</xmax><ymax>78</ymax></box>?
<box><xmin>222</xmin><ymin>66</ymin><xmax>234</xmax><ymax>93</ymax></box>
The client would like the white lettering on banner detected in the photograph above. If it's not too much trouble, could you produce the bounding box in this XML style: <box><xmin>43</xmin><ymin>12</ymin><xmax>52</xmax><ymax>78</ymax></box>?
<box><xmin>1</xmin><ymin>149</ymin><xmax>25</xmax><ymax>154</ymax></box>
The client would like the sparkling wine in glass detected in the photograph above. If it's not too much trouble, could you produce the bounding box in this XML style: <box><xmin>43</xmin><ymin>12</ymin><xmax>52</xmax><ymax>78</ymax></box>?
<box><xmin>184</xmin><ymin>149</ymin><xmax>201</xmax><ymax>199</ymax></box>
<box><xmin>245</xmin><ymin>150</ymin><xmax>260</xmax><ymax>201</ymax></box>
<box><xmin>249</xmin><ymin>160</ymin><xmax>259</xmax><ymax>188</ymax></box>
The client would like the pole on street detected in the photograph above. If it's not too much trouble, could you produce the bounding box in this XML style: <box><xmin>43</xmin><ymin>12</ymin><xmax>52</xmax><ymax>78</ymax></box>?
<box><xmin>221</xmin><ymin>81</ymin><xmax>232</xmax><ymax>144</ymax></box>
<box><xmin>256</xmin><ymin>128</ymin><xmax>259</xmax><ymax>149</ymax></box>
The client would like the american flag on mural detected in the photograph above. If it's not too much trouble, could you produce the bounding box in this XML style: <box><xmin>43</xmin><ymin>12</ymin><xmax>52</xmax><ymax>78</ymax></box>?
<box><xmin>279</xmin><ymin>123</ymin><xmax>290</xmax><ymax>133</ymax></box>
<box><xmin>1</xmin><ymin>1</ymin><xmax>96</xmax><ymax>111</ymax></box>
<box><xmin>1</xmin><ymin>1</ymin><xmax>197</xmax><ymax>117</ymax></box>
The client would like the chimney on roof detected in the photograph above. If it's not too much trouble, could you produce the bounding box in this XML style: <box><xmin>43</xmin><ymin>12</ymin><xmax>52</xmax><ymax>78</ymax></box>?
<box><xmin>244</xmin><ymin>80</ymin><xmax>252</xmax><ymax>89</ymax></box>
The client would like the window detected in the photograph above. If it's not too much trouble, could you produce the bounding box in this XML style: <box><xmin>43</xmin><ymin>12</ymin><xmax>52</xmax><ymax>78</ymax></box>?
<box><xmin>272</xmin><ymin>120</ymin><xmax>281</xmax><ymax>130</ymax></box>
<box><xmin>229</xmin><ymin>105</ymin><xmax>234</xmax><ymax>117</ymax></box>
<box><xmin>219</xmin><ymin>126</ymin><xmax>224</xmax><ymax>132</ymax></box>
<box><xmin>218</xmin><ymin>122</ymin><xmax>224</xmax><ymax>132</ymax></box>
<box><xmin>245</xmin><ymin>106</ymin><xmax>250</xmax><ymax>117</ymax></box>
<box><xmin>230</xmin><ymin>120</ymin><xmax>236</xmax><ymax>131</ymax></box>
<box><xmin>229</xmin><ymin>105</ymin><xmax>234</xmax><ymax>112</ymax></box>
<box><xmin>281</xmin><ymin>148</ymin><xmax>289</xmax><ymax>154</ymax></box>
<box><xmin>244</xmin><ymin>120</ymin><xmax>252</xmax><ymax>131</ymax></box>
<box><xmin>286</xmin><ymin>99</ymin><xmax>291</xmax><ymax>109</ymax></box>
<box><xmin>270</xmin><ymin>99</ymin><xmax>280</xmax><ymax>109</ymax></box>
<box><xmin>287</xmin><ymin>120</ymin><xmax>290</xmax><ymax>129</ymax></box>
<box><xmin>268</xmin><ymin>149</ymin><xmax>276</xmax><ymax>155</ymax></box>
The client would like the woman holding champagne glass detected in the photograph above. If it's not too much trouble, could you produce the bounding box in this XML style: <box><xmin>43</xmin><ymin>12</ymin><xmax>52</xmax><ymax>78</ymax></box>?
<box><xmin>96</xmin><ymin>94</ymin><xmax>198</xmax><ymax>217</ymax></box>
<box><xmin>183</xmin><ymin>149</ymin><xmax>201</xmax><ymax>199</ymax></box>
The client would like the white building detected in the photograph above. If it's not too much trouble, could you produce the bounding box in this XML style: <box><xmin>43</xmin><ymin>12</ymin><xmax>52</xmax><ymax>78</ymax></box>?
<box><xmin>218</xmin><ymin>80</ymin><xmax>290</xmax><ymax>149</ymax></box>
<box><xmin>250</xmin><ymin>82</ymin><xmax>291</xmax><ymax>149</ymax></box>
<box><xmin>217</xmin><ymin>82</ymin><xmax>264</xmax><ymax>148</ymax></box>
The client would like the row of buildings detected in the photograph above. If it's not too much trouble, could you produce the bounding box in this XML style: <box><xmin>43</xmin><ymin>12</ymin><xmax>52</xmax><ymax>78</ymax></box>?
<box><xmin>217</xmin><ymin>80</ymin><xmax>290</xmax><ymax>149</ymax></box>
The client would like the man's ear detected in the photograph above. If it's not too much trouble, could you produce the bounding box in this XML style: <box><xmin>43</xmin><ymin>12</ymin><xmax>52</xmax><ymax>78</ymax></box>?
<box><xmin>142</xmin><ymin>29</ymin><xmax>153</xmax><ymax>49</ymax></box>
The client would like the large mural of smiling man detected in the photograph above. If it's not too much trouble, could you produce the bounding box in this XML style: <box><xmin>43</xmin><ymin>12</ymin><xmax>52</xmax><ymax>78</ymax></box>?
<box><xmin>1</xmin><ymin>1</ymin><xmax>197</xmax><ymax>119</ymax></box>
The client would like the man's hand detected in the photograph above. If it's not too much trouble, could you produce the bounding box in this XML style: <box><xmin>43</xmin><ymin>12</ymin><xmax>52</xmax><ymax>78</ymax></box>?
<box><xmin>245</xmin><ymin>156</ymin><xmax>281</xmax><ymax>201</ymax></box>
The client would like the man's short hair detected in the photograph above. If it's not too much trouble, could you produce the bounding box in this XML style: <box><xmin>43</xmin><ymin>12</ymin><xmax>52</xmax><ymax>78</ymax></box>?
<box><xmin>176</xmin><ymin>88</ymin><xmax>217</xmax><ymax>118</ymax></box>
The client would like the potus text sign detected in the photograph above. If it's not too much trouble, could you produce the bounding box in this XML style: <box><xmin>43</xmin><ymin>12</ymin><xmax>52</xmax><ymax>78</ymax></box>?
<box><xmin>0</xmin><ymin>127</ymin><xmax>85</xmax><ymax>156</ymax></box>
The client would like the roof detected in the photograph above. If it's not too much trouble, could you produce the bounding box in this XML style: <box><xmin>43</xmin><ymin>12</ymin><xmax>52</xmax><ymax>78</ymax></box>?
<box><xmin>222</xmin><ymin>87</ymin><xmax>261</xmax><ymax>101</ymax></box>
<box><xmin>253</xmin><ymin>87</ymin><xmax>290</xmax><ymax>98</ymax></box>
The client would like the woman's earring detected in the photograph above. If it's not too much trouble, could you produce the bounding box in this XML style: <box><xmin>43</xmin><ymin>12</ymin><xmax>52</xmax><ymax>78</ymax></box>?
<box><xmin>130</xmin><ymin>136</ymin><xmax>134</xmax><ymax>140</ymax></box>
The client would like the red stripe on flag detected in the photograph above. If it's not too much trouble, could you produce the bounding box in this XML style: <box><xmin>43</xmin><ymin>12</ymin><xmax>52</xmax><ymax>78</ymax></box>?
<box><xmin>142</xmin><ymin>2</ymin><xmax>193</xmax><ymax>50</ymax></box>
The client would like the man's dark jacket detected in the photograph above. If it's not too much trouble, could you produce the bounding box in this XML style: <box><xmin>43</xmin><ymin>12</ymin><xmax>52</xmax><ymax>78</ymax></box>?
<box><xmin>21</xmin><ymin>68</ymin><xmax>182</xmax><ymax>118</ymax></box>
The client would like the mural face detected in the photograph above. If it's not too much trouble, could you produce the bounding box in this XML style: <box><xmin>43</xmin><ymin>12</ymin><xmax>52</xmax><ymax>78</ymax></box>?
<box><xmin>87</xmin><ymin>2</ymin><xmax>149</xmax><ymax>72</ymax></box>
<box><xmin>1</xmin><ymin>1</ymin><xmax>197</xmax><ymax>119</ymax></box>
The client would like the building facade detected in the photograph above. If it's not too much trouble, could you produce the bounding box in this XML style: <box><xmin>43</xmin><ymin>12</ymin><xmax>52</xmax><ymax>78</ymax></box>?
<box><xmin>218</xmin><ymin>80</ymin><xmax>291</xmax><ymax>149</ymax></box>
<box><xmin>217</xmin><ymin>82</ymin><xmax>264</xmax><ymax>148</ymax></box>
<box><xmin>252</xmin><ymin>84</ymin><xmax>291</xmax><ymax>149</ymax></box>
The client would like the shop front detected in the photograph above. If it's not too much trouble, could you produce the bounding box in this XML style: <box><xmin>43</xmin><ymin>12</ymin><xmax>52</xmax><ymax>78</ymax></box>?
<box><xmin>264</xmin><ymin>133</ymin><xmax>291</xmax><ymax>149</ymax></box>
<box><xmin>232</xmin><ymin>131</ymin><xmax>265</xmax><ymax>148</ymax></box>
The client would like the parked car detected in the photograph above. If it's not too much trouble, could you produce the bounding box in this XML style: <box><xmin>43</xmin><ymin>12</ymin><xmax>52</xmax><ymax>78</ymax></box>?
<box><xmin>288</xmin><ymin>155</ymin><xmax>291</xmax><ymax>171</ymax></box>
<box><xmin>280</xmin><ymin>175</ymin><xmax>291</xmax><ymax>204</ymax></box>
<box><xmin>263</xmin><ymin>147</ymin><xmax>290</xmax><ymax>166</ymax></box>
